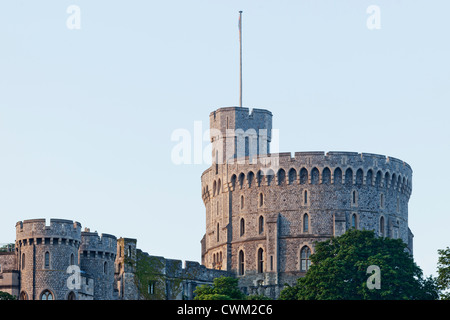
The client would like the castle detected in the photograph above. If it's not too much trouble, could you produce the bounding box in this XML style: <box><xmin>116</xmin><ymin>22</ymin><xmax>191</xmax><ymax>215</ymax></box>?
<box><xmin>200</xmin><ymin>106</ymin><xmax>413</xmax><ymax>298</ymax></box>
<box><xmin>0</xmin><ymin>218</ymin><xmax>229</xmax><ymax>300</ymax></box>
<box><xmin>0</xmin><ymin>106</ymin><xmax>413</xmax><ymax>300</ymax></box>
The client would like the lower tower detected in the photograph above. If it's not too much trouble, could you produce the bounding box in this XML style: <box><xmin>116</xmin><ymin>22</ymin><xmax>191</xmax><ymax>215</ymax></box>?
<box><xmin>15</xmin><ymin>219</ymin><xmax>81</xmax><ymax>300</ymax></box>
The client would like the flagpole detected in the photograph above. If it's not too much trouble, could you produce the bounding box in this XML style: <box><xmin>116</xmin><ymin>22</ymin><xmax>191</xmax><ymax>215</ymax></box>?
<box><xmin>239</xmin><ymin>11</ymin><xmax>243</xmax><ymax>108</ymax></box>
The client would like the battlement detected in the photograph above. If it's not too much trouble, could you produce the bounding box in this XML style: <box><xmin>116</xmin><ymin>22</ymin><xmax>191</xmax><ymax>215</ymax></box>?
<box><xmin>203</xmin><ymin>150</ymin><xmax>412</xmax><ymax>177</ymax></box>
<box><xmin>210</xmin><ymin>107</ymin><xmax>272</xmax><ymax>120</ymax></box>
<box><xmin>80</xmin><ymin>230</ymin><xmax>117</xmax><ymax>254</ymax></box>
<box><xmin>201</xmin><ymin>150</ymin><xmax>413</xmax><ymax>202</ymax></box>
<box><xmin>15</xmin><ymin>218</ymin><xmax>82</xmax><ymax>241</ymax></box>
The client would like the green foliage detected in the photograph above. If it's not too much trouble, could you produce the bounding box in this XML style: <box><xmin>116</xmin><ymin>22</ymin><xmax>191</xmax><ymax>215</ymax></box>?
<box><xmin>247</xmin><ymin>294</ymin><xmax>272</xmax><ymax>300</ymax></box>
<box><xmin>437</xmin><ymin>247</ymin><xmax>450</xmax><ymax>300</ymax></box>
<box><xmin>126</xmin><ymin>250</ymin><xmax>187</xmax><ymax>300</ymax></box>
<box><xmin>0</xmin><ymin>244</ymin><xmax>14</xmax><ymax>252</ymax></box>
<box><xmin>195</xmin><ymin>294</ymin><xmax>234</xmax><ymax>300</ymax></box>
<box><xmin>194</xmin><ymin>277</ymin><xmax>246</xmax><ymax>300</ymax></box>
<box><xmin>280</xmin><ymin>229</ymin><xmax>440</xmax><ymax>300</ymax></box>
<box><xmin>0</xmin><ymin>291</ymin><xmax>16</xmax><ymax>300</ymax></box>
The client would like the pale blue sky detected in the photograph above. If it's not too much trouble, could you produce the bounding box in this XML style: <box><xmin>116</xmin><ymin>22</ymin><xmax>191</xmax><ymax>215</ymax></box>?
<box><xmin>0</xmin><ymin>1</ymin><xmax>449</xmax><ymax>278</ymax></box>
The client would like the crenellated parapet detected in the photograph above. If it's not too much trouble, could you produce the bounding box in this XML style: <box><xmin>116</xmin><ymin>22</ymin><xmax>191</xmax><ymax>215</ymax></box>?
<box><xmin>80</xmin><ymin>229</ymin><xmax>117</xmax><ymax>256</ymax></box>
<box><xmin>202</xmin><ymin>151</ymin><xmax>412</xmax><ymax>203</ymax></box>
<box><xmin>15</xmin><ymin>218</ymin><xmax>82</xmax><ymax>247</ymax></box>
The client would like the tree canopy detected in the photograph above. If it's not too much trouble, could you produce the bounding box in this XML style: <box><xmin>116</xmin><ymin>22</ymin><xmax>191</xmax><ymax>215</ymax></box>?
<box><xmin>280</xmin><ymin>229</ymin><xmax>439</xmax><ymax>300</ymax></box>
<box><xmin>0</xmin><ymin>291</ymin><xmax>16</xmax><ymax>300</ymax></box>
<box><xmin>437</xmin><ymin>247</ymin><xmax>450</xmax><ymax>300</ymax></box>
<box><xmin>194</xmin><ymin>277</ymin><xmax>246</xmax><ymax>300</ymax></box>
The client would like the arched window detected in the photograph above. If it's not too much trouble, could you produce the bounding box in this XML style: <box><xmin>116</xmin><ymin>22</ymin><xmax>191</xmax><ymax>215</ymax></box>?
<box><xmin>303</xmin><ymin>190</ymin><xmax>308</xmax><ymax>205</ymax></box>
<box><xmin>288</xmin><ymin>168</ymin><xmax>297</xmax><ymax>185</ymax></box>
<box><xmin>40</xmin><ymin>290</ymin><xmax>54</xmax><ymax>300</ymax></box>
<box><xmin>303</xmin><ymin>213</ymin><xmax>309</xmax><ymax>233</ymax></box>
<box><xmin>217</xmin><ymin>223</ymin><xmax>220</xmax><ymax>242</ymax></box>
<box><xmin>380</xmin><ymin>216</ymin><xmax>385</xmax><ymax>236</ymax></box>
<box><xmin>334</xmin><ymin>168</ymin><xmax>342</xmax><ymax>184</ymax></box>
<box><xmin>44</xmin><ymin>251</ymin><xmax>50</xmax><ymax>269</ymax></box>
<box><xmin>259</xmin><ymin>193</ymin><xmax>264</xmax><ymax>207</ymax></box>
<box><xmin>240</xmin><ymin>218</ymin><xmax>245</xmax><ymax>237</ymax></box>
<box><xmin>247</xmin><ymin>172</ymin><xmax>254</xmax><ymax>188</ymax></box>
<box><xmin>385</xmin><ymin>172</ymin><xmax>390</xmax><ymax>188</ymax></box>
<box><xmin>322</xmin><ymin>167</ymin><xmax>331</xmax><ymax>184</ymax></box>
<box><xmin>376</xmin><ymin>171</ymin><xmax>382</xmax><ymax>187</ymax></box>
<box><xmin>217</xmin><ymin>179</ymin><xmax>221</xmax><ymax>194</ymax></box>
<box><xmin>67</xmin><ymin>292</ymin><xmax>76</xmax><ymax>300</ymax></box>
<box><xmin>277</xmin><ymin>169</ymin><xmax>286</xmax><ymax>185</ymax></box>
<box><xmin>256</xmin><ymin>170</ymin><xmax>263</xmax><ymax>187</ymax></box>
<box><xmin>20</xmin><ymin>291</ymin><xmax>28</xmax><ymax>300</ymax></box>
<box><xmin>299</xmin><ymin>168</ymin><xmax>308</xmax><ymax>184</ymax></box>
<box><xmin>352</xmin><ymin>190</ymin><xmax>357</xmax><ymax>206</ymax></box>
<box><xmin>391</xmin><ymin>173</ymin><xmax>397</xmax><ymax>189</ymax></box>
<box><xmin>257</xmin><ymin>248</ymin><xmax>264</xmax><ymax>273</ymax></box>
<box><xmin>258</xmin><ymin>216</ymin><xmax>264</xmax><ymax>234</ymax></box>
<box><xmin>70</xmin><ymin>253</ymin><xmax>75</xmax><ymax>266</ymax></box>
<box><xmin>311</xmin><ymin>167</ymin><xmax>319</xmax><ymax>185</ymax></box>
<box><xmin>240</xmin><ymin>195</ymin><xmax>244</xmax><ymax>209</ymax></box>
<box><xmin>366</xmin><ymin>169</ymin><xmax>373</xmax><ymax>186</ymax></box>
<box><xmin>300</xmin><ymin>246</ymin><xmax>311</xmax><ymax>272</ymax></box>
<box><xmin>22</xmin><ymin>253</ymin><xmax>25</xmax><ymax>270</ymax></box>
<box><xmin>351</xmin><ymin>214</ymin><xmax>357</xmax><ymax>229</ymax></box>
<box><xmin>238</xmin><ymin>250</ymin><xmax>245</xmax><ymax>275</ymax></box>
<box><xmin>356</xmin><ymin>169</ymin><xmax>363</xmax><ymax>185</ymax></box>
<box><xmin>345</xmin><ymin>168</ymin><xmax>353</xmax><ymax>185</ymax></box>
<box><xmin>213</xmin><ymin>180</ymin><xmax>217</xmax><ymax>196</ymax></box>
<box><xmin>380</xmin><ymin>193</ymin><xmax>385</xmax><ymax>208</ymax></box>
<box><xmin>238</xmin><ymin>173</ymin><xmax>245</xmax><ymax>189</ymax></box>
<box><xmin>231</xmin><ymin>174</ymin><xmax>237</xmax><ymax>190</ymax></box>
<box><xmin>104</xmin><ymin>261</ymin><xmax>108</xmax><ymax>274</ymax></box>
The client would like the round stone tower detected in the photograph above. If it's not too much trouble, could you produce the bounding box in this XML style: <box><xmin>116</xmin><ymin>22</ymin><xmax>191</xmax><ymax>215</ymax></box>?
<box><xmin>15</xmin><ymin>218</ymin><xmax>82</xmax><ymax>300</ymax></box>
<box><xmin>200</xmin><ymin>107</ymin><xmax>413</xmax><ymax>298</ymax></box>
<box><xmin>79</xmin><ymin>229</ymin><xmax>117</xmax><ymax>300</ymax></box>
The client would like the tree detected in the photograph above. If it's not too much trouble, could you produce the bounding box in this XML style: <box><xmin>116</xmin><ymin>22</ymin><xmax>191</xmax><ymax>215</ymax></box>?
<box><xmin>280</xmin><ymin>229</ymin><xmax>439</xmax><ymax>300</ymax></box>
<box><xmin>194</xmin><ymin>277</ymin><xmax>246</xmax><ymax>300</ymax></box>
<box><xmin>437</xmin><ymin>247</ymin><xmax>450</xmax><ymax>300</ymax></box>
<box><xmin>0</xmin><ymin>291</ymin><xmax>16</xmax><ymax>300</ymax></box>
